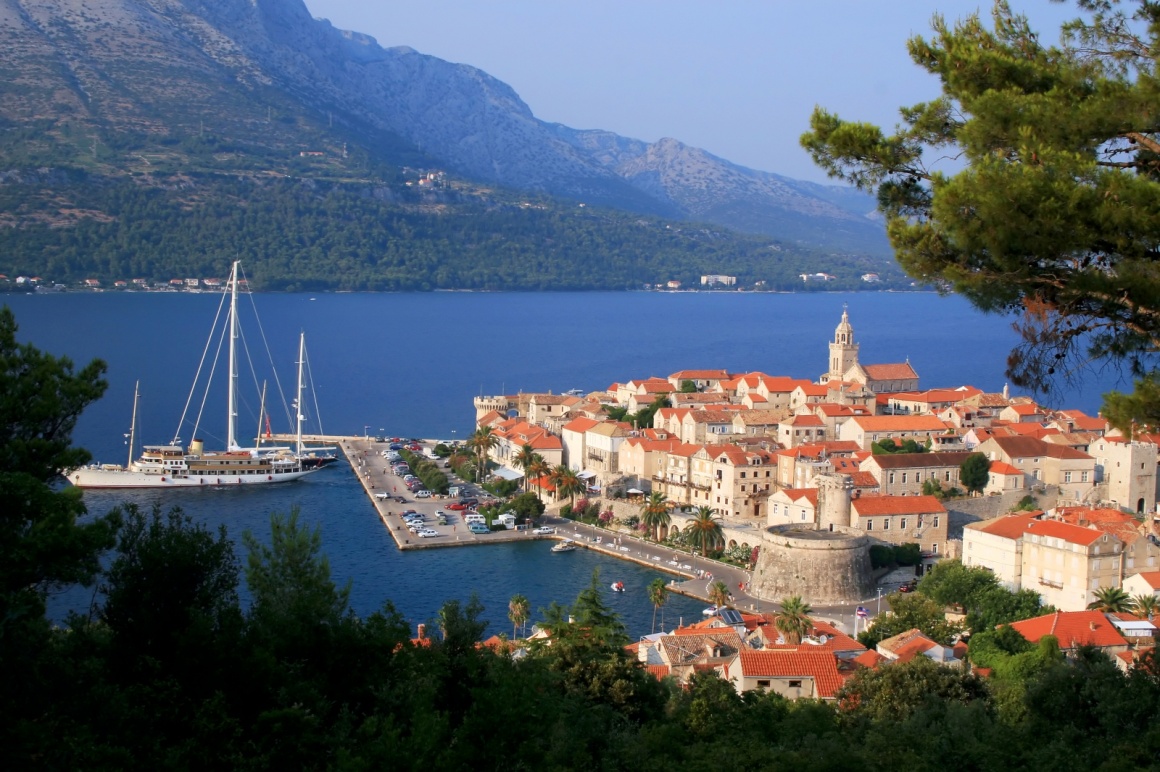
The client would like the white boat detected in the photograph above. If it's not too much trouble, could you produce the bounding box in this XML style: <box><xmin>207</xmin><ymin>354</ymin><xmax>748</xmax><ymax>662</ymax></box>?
<box><xmin>69</xmin><ymin>262</ymin><xmax>320</xmax><ymax>489</ymax></box>
<box><xmin>551</xmin><ymin>539</ymin><xmax>577</xmax><ymax>553</ymax></box>
<box><xmin>610</xmin><ymin>581</ymin><xmax>625</xmax><ymax>592</ymax></box>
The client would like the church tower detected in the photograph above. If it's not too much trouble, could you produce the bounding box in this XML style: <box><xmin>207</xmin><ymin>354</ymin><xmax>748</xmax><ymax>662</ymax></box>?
<box><xmin>824</xmin><ymin>307</ymin><xmax>859</xmax><ymax>383</ymax></box>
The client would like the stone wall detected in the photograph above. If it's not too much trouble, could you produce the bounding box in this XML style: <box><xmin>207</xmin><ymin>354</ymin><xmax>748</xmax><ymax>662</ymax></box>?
<box><xmin>750</xmin><ymin>526</ymin><xmax>873</xmax><ymax>605</ymax></box>
<box><xmin>944</xmin><ymin>487</ymin><xmax>1061</xmax><ymax>537</ymax></box>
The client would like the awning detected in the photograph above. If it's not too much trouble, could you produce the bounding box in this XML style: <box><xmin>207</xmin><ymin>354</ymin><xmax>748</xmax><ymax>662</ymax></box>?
<box><xmin>492</xmin><ymin>466</ymin><xmax>525</xmax><ymax>481</ymax></box>
<box><xmin>577</xmin><ymin>471</ymin><xmax>597</xmax><ymax>479</ymax></box>
<box><xmin>626</xmin><ymin>487</ymin><xmax>644</xmax><ymax>494</ymax></box>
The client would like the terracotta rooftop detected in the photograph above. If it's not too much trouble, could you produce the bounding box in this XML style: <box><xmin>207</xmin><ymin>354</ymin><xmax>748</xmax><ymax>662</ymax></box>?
<box><xmin>736</xmin><ymin>650</ymin><xmax>846</xmax><ymax>698</ymax></box>
<box><xmin>1007</xmin><ymin>610</ymin><xmax>1129</xmax><ymax>649</ymax></box>
<box><xmin>851</xmin><ymin>495</ymin><xmax>946</xmax><ymax>516</ymax></box>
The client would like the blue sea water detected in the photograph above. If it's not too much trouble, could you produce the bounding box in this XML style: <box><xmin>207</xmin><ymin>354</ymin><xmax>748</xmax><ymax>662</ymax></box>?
<box><xmin>6</xmin><ymin>290</ymin><xmax>1122</xmax><ymax>638</ymax></box>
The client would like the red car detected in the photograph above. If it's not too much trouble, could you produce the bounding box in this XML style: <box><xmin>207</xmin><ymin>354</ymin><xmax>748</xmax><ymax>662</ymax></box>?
<box><xmin>446</xmin><ymin>503</ymin><xmax>468</xmax><ymax>511</ymax></box>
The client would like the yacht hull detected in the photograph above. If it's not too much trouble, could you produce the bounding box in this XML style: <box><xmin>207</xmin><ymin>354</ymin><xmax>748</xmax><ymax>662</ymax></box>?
<box><xmin>69</xmin><ymin>466</ymin><xmax>316</xmax><ymax>489</ymax></box>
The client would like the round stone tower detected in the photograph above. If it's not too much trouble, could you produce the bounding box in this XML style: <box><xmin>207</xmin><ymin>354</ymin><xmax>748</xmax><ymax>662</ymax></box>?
<box><xmin>750</xmin><ymin>472</ymin><xmax>873</xmax><ymax>605</ymax></box>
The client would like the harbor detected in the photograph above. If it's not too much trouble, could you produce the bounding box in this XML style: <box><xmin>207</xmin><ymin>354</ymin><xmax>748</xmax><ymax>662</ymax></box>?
<box><xmin>273</xmin><ymin>432</ymin><xmax>768</xmax><ymax>611</ymax></box>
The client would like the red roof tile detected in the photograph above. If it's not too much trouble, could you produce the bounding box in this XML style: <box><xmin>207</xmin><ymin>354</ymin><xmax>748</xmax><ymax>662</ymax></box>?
<box><xmin>1008</xmin><ymin>610</ymin><xmax>1129</xmax><ymax>649</ymax></box>
<box><xmin>737</xmin><ymin>650</ymin><xmax>846</xmax><ymax>698</ymax></box>
<box><xmin>851</xmin><ymin>495</ymin><xmax>946</xmax><ymax>516</ymax></box>
<box><xmin>1024</xmin><ymin>519</ymin><xmax>1104</xmax><ymax>546</ymax></box>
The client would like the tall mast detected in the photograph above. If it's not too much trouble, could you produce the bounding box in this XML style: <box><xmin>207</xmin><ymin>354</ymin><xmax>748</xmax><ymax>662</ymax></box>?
<box><xmin>296</xmin><ymin>331</ymin><xmax>305</xmax><ymax>455</ymax></box>
<box><xmin>127</xmin><ymin>380</ymin><xmax>139</xmax><ymax>468</ymax></box>
<box><xmin>227</xmin><ymin>261</ymin><xmax>239</xmax><ymax>451</ymax></box>
<box><xmin>256</xmin><ymin>380</ymin><xmax>267</xmax><ymax>450</ymax></box>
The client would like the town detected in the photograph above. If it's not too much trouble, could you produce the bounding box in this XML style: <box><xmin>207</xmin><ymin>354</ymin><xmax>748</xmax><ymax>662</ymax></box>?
<box><xmin>457</xmin><ymin>308</ymin><xmax>1160</xmax><ymax>701</ymax></box>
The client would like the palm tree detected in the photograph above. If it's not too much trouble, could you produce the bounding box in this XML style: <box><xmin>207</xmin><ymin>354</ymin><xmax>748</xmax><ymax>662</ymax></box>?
<box><xmin>1087</xmin><ymin>585</ymin><xmax>1132</xmax><ymax>612</ymax></box>
<box><xmin>508</xmin><ymin>593</ymin><xmax>530</xmax><ymax>639</ymax></box>
<box><xmin>552</xmin><ymin>465</ymin><xmax>585</xmax><ymax>509</ymax></box>
<box><xmin>640</xmin><ymin>491</ymin><xmax>671</xmax><ymax>541</ymax></box>
<box><xmin>687</xmin><ymin>505</ymin><xmax>724</xmax><ymax>558</ymax></box>
<box><xmin>467</xmin><ymin>426</ymin><xmax>498</xmax><ymax>483</ymax></box>
<box><xmin>513</xmin><ymin>443</ymin><xmax>536</xmax><ymax>493</ymax></box>
<box><xmin>1131</xmin><ymin>593</ymin><xmax>1160</xmax><ymax>620</ymax></box>
<box><xmin>708</xmin><ymin>580</ymin><xmax>731</xmax><ymax>610</ymax></box>
<box><xmin>775</xmin><ymin>595</ymin><xmax>814</xmax><ymax>645</ymax></box>
<box><xmin>527</xmin><ymin>454</ymin><xmax>549</xmax><ymax>501</ymax></box>
<box><xmin>648</xmin><ymin>578</ymin><xmax>668</xmax><ymax>634</ymax></box>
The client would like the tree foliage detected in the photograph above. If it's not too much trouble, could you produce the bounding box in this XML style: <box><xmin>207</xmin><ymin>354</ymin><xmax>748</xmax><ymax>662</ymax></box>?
<box><xmin>801</xmin><ymin>0</ymin><xmax>1160</xmax><ymax>431</ymax></box>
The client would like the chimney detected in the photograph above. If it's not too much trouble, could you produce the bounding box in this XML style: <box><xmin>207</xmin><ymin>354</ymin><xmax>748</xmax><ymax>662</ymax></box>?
<box><xmin>1089</xmin><ymin>621</ymin><xmax>1097</xmax><ymax>631</ymax></box>
<box><xmin>417</xmin><ymin>623</ymin><xmax>426</xmax><ymax>640</ymax></box>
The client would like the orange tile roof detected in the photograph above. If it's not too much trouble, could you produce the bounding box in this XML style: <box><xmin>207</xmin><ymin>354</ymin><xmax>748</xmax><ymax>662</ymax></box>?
<box><xmin>862</xmin><ymin>362</ymin><xmax>919</xmax><ymax>380</ymax></box>
<box><xmin>988</xmin><ymin>461</ymin><xmax>1023</xmax><ymax>475</ymax></box>
<box><xmin>784</xmin><ymin>414</ymin><xmax>824</xmax><ymax>426</ymax></box>
<box><xmin>976</xmin><ymin>512</ymin><xmax>1043</xmax><ymax>540</ymax></box>
<box><xmin>1130</xmin><ymin>571</ymin><xmax>1160</xmax><ymax>590</ymax></box>
<box><xmin>670</xmin><ymin>369</ymin><xmax>731</xmax><ymax>380</ymax></box>
<box><xmin>1023</xmin><ymin>519</ymin><xmax>1104</xmax><ymax>546</ymax></box>
<box><xmin>850</xmin><ymin>415</ymin><xmax>948</xmax><ymax>432</ymax></box>
<box><xmin>852</xmin><ymin>649</ymin><xmax>886</xmax><ymax>668</ymax></box>
<box><xmin>562</xmin><ymin>416</ymin><xmax>601</xmax><ymax>433</ymax></box>
<box><xmin>760</xmin><ymin>376</ymin><xmax>812</xmax><ymax>393</ymax></box>
<box><xmin>737</xmin><ymin>650</ymin><xmax>846</xmax><ymax>698</ymax></box>
<box><xmin>850</xmin><ymin>471</ymin><xmax>881</xmax><ymax>488</ymax></box>
<box><xmin>1007</xmin><ymin>610</ymin><xmax>1129</xmax><ymax>649</ymax></box>
<box><xmin>851</xmin><ymin>495</ymin><xmax>946</xmax><ymax>516</ymax></box>
<box><xmin>796</xmin><ymin>384</ymin><xmax>830</xmax><ymax>397</ymax></box>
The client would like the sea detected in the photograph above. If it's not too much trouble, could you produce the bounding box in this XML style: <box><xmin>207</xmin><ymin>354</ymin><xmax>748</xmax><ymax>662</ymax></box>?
<box><xmin>5</xmin><ymin>289</ymin><xmax>1122</xmax><ymax>639</ymax></box>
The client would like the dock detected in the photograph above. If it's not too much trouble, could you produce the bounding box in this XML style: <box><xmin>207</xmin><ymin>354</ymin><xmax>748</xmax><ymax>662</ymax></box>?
<box><xmin>319</xmin><ymin>436</ymin><xmax>769</xmax><ymax>608</ymax></box>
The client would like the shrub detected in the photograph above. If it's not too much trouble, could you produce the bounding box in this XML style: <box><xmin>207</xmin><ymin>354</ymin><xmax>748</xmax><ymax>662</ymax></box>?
<box><xmin>869</xmin><ymin>545</ymin><xmax>894</xmax><ymax>569</ymax></box>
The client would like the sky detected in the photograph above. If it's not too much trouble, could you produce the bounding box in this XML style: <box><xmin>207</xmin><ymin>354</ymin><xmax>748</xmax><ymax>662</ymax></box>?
<box><xmin>304</xmin><ymin>1</ymin><xmax>1082</xmax><ymax>184</ymax></box>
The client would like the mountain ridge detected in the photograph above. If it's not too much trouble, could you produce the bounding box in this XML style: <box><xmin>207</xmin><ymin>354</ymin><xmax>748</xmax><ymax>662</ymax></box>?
<box><xmin>0</xmin><ymin>0</ymin><xmax>890</xmax><ymax>263</ymax></box>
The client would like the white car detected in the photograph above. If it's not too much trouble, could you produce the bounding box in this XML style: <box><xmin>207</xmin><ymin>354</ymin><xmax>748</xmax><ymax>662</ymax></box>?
<box><xmin>415</xmin><ymin>490</ymin><xmax>432</xmax><ymax>498</ymax></box>
<box><xmin>533</xmin><ymin>526</ymin><xmax>554</xmax><ymax>535</ymax></box>
<box><xmin>418</xmin><ymin>528</ymin><xmax>440</xmax><ymax>538</ymax></box>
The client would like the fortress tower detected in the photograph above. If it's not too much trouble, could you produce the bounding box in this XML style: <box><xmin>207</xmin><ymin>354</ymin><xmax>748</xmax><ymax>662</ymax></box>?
<box><xmin>822</xmin><ymin>307</ymin><xmax>859</xmax><ymax>384</ymax></box>
<box><xmin>750</xmin><ymin>472</ymin><xmax>873</xmax><ymax>605</ymax></box>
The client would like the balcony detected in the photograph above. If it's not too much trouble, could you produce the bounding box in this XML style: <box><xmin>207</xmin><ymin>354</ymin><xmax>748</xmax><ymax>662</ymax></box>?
<box><xmin>1037</xmin><ymin>577</ymin><xmax>1064</xmax><ymax>590</ymax></box>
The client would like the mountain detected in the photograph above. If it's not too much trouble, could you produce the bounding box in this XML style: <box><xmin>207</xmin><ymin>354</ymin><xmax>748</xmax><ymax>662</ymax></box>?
<box><xmin>0</xmin><ymin>0</ymin><xmax>890</xmax><ymax>273</ymax></box>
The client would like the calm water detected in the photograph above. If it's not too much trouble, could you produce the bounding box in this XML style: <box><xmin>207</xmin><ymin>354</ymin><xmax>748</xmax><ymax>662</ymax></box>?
<box><xmin>8</xmin><ymin>290</ymin><xmax>1120</xmax><ymax>637</ymax></box>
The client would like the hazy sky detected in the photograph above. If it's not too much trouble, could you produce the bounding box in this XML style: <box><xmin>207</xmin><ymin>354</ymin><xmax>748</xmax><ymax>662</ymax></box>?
<box><xmin>304</xmin><ymin>1</ymin><xmax>1080</xmax><ymax>184</ymax></box>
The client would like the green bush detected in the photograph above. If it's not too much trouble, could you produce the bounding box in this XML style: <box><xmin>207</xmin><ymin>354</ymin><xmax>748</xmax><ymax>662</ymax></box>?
<box><xmin>869</xmin><ymin>545</ymin><xmax>894</xmax><ymax>569</ymax></box>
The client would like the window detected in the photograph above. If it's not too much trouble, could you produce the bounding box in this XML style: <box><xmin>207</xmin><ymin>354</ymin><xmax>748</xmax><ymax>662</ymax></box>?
<box><xmin>931</xmin><ymin>543</ymin><xmax>938</xmax><ymax>554</ymax></box>
<box><xmin>1064</xmin><ymin>472</ymin><xmax>1072</xmax><ymax>483</ymax></box>
<box><xmin>883</xmin><ymin>518</ymin><xmax>891</xmax><ymax>530</ymax></box>
<box><xmin>900</xmin><ymin>517</ymin><xmax>907</xmax><ymax>529</ymax></box>
<box><xmin>741</xmin><ymin>471</ymin><xmax>746</xmax><ymax>478</ymax></box>
<box><xmin>902</xmin><ymin>473</ymin><xmax>908</xmax><ymax>484</ymax></box>
<box><xmin>946</xmin><ymin>470</ymin><xmax>952</xmax><ymax>482</ymax></box>
<box><xmin>866</xmin><ymin>519</ymin><xmax>873</xmax><ymax>531</ymax></box>
<box><xmin>889</xmin><ymin>473</ymin><xmax>895</xmax><ymax>484</ymax></box>
<box><xmin>932</xmin><ymin>516</ymin><xmax>939</xmax><ymax>528</ymax></box>
<box><xmin>788</xmin><ymin>680</ymin><xmax>803</xmax><ymax>688</ymax></box>
<box><xmin>1081</xmin><ymin>471</ymin><xmax>1089</xmax><ymax>482</ymax></box>
<box><xmin>757</xmin><ymin>679</ymin><xmax>771</xmax><ymax>688</ymax></box>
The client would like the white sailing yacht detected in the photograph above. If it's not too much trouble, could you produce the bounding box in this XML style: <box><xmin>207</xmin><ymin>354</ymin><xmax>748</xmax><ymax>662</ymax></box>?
<box><xmin>69</xmin><ymin>262</ymin><xmax>320</xmax><ymax>489</ymax></box>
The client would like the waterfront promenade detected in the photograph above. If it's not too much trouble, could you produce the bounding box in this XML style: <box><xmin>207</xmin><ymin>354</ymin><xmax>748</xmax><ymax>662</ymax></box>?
<box><xmin>319</xmin><ymin>435</ymin><xmax>906</xmax><ymax>631</ymax></box>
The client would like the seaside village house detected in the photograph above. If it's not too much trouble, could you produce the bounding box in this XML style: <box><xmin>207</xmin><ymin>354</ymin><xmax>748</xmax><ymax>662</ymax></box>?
<box><xmin>629</xmin><ymin>609</ymin><xmax>867</xmax><ymax>700</ymax></box>
<box><xmin>962</xmin><ymin>506</ymin><xmax>1160</xmax><ymax>610</ymax></box>
<box><xmin>974</xmin><ymin>435</ymin><xmax>1097</xmax><ymax>503</ymax></box>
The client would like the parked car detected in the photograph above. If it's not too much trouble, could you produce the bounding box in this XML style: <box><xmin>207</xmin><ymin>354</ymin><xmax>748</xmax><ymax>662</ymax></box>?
<box><xmin>373</xmin><ymin>436</ymin><xmax>385</xmax><ymax>443</ymax></box>
<box><xmin>446</xmin><ymin>503</ymin><xmax>467</xmax><ymax>511</ymax></box>
<box><xmin>415</xmin><ymin>490</ymin><xmax>432</xmax><ymax>498</ymax></box>
<box><xmin>532</xmin><ymin>526</ymin><xmax>554</xmax><ymax>535</ymax></box>
<box><xmin>419</xmin><ymin>529</ymin><xmax>440</xmax><ymax>538</ymax></box>
<box><xmin>899</xmin><ymin>580</ymin><xmax>918</xmax><ymax>593</ymax></box>
<box><xmin>468</xmin><ymin>523</ymin><xmax>490</xmax><ymax>535</ymax></box>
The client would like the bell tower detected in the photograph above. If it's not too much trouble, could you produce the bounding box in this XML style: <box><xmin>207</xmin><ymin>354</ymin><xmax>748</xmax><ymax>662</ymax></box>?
<box><xmin>824</xmin><ymin>306</ymin><xmax>859</xmax><ymax>383</ymax></box>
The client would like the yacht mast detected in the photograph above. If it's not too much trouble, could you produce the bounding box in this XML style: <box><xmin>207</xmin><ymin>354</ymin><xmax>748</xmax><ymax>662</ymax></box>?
<box><xmin>227</xmin><ymin>261</ymin><xmax>239</xmax><ymax>451</ymax></box>
<box><xmin>256</xmin><ymin>380</ymin><xmax>267</xmax><ymax>450</ymax></box>
<box><xmin>296</xmin><ymin>331</ymin><xmax>305</xmax><ymax>455</ymax></box>
<box><xmin>127</xmin><ymin>380</ymin><xmax>139</xmax><ymax>468</ymax></box>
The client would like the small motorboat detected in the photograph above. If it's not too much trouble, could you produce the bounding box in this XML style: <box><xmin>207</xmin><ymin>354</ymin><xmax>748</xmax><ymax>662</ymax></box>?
<box><xmin>551</xmin><ymin>539</ymin><xmax>577</xmax><ymax>553</ymax></box>
<box><xmin>610</xmin><ymin>581</ymin><xmax>625</xmax><ymax>593</ymax></box>
<box><xmin>702</xmin><ymin>605</ymin><xmax>719</xmax><ymax>616</ymax></box>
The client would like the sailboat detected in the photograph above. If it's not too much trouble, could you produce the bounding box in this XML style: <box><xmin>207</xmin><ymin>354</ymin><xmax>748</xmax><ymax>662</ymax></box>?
<box><xmin>68</xmin><ymin>262</ymin><xmax>320</xmax><ymax>489</ymax></box>
<box><xmin>290</xmin><ymin>331</ymin><xmax>338</xmax><ymax>469</ymax></box>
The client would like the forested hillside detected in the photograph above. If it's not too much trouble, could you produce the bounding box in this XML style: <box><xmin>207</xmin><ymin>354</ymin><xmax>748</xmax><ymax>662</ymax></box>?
<box><xmin>0</xmin><ymin>172</ymin><xmax>902</xmax><ymax>291</ymax></box>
